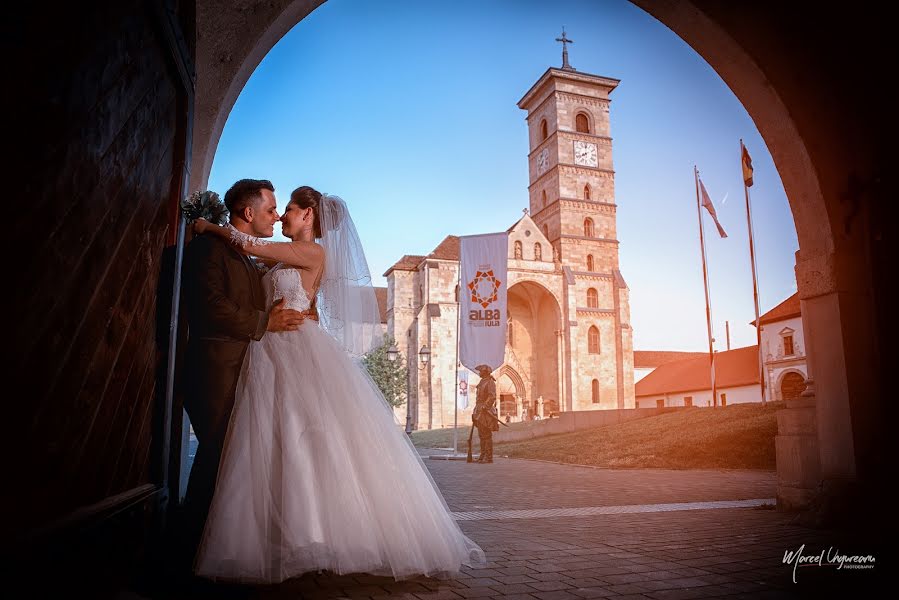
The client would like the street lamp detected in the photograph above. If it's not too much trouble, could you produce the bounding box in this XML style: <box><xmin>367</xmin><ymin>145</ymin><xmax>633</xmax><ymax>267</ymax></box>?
<box><xmin>405</xmin><ymin>345</ymin><xmax>430</xmax><ymax>435</ymax></box>
<box><xmin>420</xmin><ymin>345</ymin><xmax>433</xmax><ymax>431</ymax></box>
<box><xmin>387</xmin><ymin>343</ymin><xmax>399</xmax><ymax>362</ymax></box>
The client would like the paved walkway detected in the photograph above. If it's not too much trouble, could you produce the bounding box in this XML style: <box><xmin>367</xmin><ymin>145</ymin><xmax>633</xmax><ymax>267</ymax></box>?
<box><xmin>164</xmin><ymin>451</ymin><xmax>881</xmax><ymax>599</ymax></box>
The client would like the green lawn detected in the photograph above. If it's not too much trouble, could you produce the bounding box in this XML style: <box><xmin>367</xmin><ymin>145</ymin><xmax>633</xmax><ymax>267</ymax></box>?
<box><xmin>410</xmin><ymin>401</ymin><xmax>782</xmax><ymax>470</ymax></box>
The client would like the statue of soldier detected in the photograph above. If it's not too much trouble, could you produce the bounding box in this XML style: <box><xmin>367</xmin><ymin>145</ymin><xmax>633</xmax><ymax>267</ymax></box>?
<box><xmin>473</xmin><ymin>364</ymin><xmax>499</xmax><ymax>463</ymax></box>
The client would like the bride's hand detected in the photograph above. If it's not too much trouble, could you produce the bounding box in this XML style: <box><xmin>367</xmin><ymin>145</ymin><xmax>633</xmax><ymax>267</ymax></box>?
<box><xmin>193</xmin><ymin>218</ymin><xmax>210</xmax><ymax>235</ymax></box>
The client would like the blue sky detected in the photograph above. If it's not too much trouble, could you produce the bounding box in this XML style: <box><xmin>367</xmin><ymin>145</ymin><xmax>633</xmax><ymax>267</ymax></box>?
<box><xmin>208</xmin><ymin>0</ymin><xmax>798</xmax><ymax>352</ymax></box>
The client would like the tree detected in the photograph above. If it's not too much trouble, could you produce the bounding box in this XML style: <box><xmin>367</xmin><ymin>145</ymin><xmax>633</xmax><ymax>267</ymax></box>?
<box><xmin>362</xmin><ymin>336</ymin><xmax>408</xmax><ymax>408</ymax></box>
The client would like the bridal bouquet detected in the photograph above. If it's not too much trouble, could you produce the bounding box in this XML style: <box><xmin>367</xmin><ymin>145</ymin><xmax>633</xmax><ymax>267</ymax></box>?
<box><xmin>181</xmin><ymin>190</ymin><xmax>228</xmax><ymax>225</ymax></box>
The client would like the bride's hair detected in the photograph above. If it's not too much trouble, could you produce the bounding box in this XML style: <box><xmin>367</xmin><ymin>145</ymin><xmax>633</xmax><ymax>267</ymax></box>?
<box><xmin>289</xmin><ymin>185</ymin><xmax>323</xmax><ymax>238</ymax></box>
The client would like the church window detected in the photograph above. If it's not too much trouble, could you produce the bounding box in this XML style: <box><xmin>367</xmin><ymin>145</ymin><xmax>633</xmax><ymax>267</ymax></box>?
<box><xmin>514</xmin><ymin>240</ymin><xmax>522</xmax><ymax>259</ymax></box>
<box><xmin>783</xmin><ymin>334</ymin><xmax>794</xmax><ymax>355</ymax></box>
<box><xmin>584</xmin><ymin>218</ymin><xmax>595</xmax><ymax>237</ymax></box>
<box><xmin>588</xmin><ymin>326</ymin><xmax>600</xmax><ymax>354</ymax></box>
<box><xmin>592</xmin><ymin>379</ymin><xmax>600</xmax><ymax>404</ymax></box>
<box><xmin>540</xmin><ymin>119</ymin><xmax>548</xmax><ymax>141</ymax></box>
<box><xmin>587</xmin><ymin>288</ymin><xmax>598</xmax><ymax>308</ymax></box>
<box><xmin>508</xmin><ymin>321</ymin><xmax>514</xmax><ymax>347</ymax></box>
<box><xmin>541</xmin><ymin>189</ymin><xmax>547</xmax><ymax>206</ymax></box>
<box><xmin>584</xmin><ymin>184</ymin><xmax>591</xmax><ymax>200</ymax></box>
<box><xmin>576</xmin><ymin>112</ymin><xmax>590</xmax><ymax>133</ymax></box>
<box><xmin>586</xmin><ymin>254</ymin><xmax>594</xmax><ymax>271</ymax></box>
<box><xmin>534</xmin><ymin>243</ymin><xmax>542</xmax><ymax>261</ymax></box>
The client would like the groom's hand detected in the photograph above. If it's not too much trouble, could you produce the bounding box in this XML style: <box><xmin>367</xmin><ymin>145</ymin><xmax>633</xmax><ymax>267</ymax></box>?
<box><xmin>267</xmin><ymin>298</ymin><xmax>306</xmax><ymax>332</ymax></box>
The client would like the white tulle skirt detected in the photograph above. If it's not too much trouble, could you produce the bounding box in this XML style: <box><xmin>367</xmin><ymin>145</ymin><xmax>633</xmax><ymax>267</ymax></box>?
<box><xmin>194</xmin><ymin>323</ymin><xmax>485</xmax><ymax>584</ymax></box>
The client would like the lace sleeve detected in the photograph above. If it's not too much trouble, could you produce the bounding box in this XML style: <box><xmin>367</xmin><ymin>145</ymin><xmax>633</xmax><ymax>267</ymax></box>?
<box><xmin>227</xmin><ymin>224</ymin><xmax>271</xmax><ymax>250</ymax></box>
<box><xmin>224</xmin><ymin>224</ymin><xmax>323</xmax><ymax>269</ymax></box>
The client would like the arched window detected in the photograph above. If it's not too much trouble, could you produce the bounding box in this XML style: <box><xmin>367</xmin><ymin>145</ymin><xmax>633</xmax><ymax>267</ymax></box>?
<box><xmin>514</xmin><ymin>240</ymin><xmax>522</xmax><ymax>259</ymax></box>
<box><xmin>576</xmin><ymin>112</ymin><xmax>590</xmax><ymax>133</ymax></box>
<box><xmin>584</xmin><ymin>184</ymin><xmax>591</xmax><ymax>200</ymax></box>
<box><xmin>541</xmin><ymin>189</ymin><xmax>547</xmax><ymax>205</ymax></box>
<box><xmin>540</xmin><ymin>119</ymin><xmax>548</xmax><ymax>141</ymax></box>
<box><xmin>587</xmin><ymin>288</ymin><xmax>599</xmax><ymax>308</ymax></box>
<box><xmin>534</xmin><ymin>242</ymin><xmax>542</xmax><ymax>261</ymax></box>
<box><xmin>584</xmin><ymin>218</ymin><xmax>595</xmax><ymax>237</ymax></box>
<box><xmin>588</xmin><ymin>326</ymin><xmax>600</xmax><ymax>354</ymax></box>
<box><xmin>586</xmin><ymin>254</ymin><xmax>594</xmax><ymax>271</ymax></box>
<box><xmin>508</xmin><ymin>321</ymin><xmax>514</xmax><ymax>347</ymax></box>
<box><xmin>592</xmin><ymin>379</ymin><xmax>600</xmax><ymax>404</ymax></box>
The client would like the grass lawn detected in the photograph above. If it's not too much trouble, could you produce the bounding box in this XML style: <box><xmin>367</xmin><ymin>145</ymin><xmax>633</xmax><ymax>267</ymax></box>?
<box><xmin>410</xmin><ymin>401</ymin><xmax>782</xmax><ymax>470</ymax></box>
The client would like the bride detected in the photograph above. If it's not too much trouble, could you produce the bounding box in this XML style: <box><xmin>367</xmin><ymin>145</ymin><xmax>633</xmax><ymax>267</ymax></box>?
<box><xmin>191</xmin><ymin>186</ymin><xmax>485</xmax><ymax>584</ymax></box>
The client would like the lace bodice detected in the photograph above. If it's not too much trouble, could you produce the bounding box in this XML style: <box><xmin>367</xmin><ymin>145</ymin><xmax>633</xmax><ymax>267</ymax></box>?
<box><xmin>265</xmin><ymin>264</ymin><xmax>311</xmax><ymax>312</ymax></box>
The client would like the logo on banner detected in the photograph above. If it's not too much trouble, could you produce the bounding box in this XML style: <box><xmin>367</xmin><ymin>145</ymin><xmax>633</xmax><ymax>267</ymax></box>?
<box><xmin>467</xmin><ymin>268</ymin><xmax>502</xmax><ymax>326</ymax></box>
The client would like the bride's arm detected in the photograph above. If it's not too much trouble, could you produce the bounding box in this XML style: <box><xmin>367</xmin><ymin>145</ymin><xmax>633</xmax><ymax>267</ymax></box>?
<box><xmin>194</xmin><ymin>218</ymin><xmax>324</xmax><ymax>269</ymax></box>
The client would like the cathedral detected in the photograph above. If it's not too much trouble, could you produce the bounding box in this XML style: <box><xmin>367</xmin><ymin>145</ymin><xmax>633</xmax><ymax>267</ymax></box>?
<box><xmin>385</xmin><ymin>57</ymin><xmax>635</xmax><ymax>430</ymax></box>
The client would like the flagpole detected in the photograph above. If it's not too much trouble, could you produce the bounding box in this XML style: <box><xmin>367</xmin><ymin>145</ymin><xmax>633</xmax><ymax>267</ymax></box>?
<box><xmin>452</xmin><ymin>258</ymin><xmax>463</xmax><ymax>456</ymax></box>
<box><xmin>741</xmin><ymin>139</ymin><xmax>765</xmax><ymax>404</ymax></box>
<box><xmin>695</xmin><ymin>167</ymin><xmax>718</xmax><ymax>407</ymax></box>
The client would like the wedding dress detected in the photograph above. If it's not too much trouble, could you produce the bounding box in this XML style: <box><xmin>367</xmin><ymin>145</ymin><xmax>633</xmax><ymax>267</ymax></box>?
<box><xmin>194</xmin><ymin>264</ymin><xmax>485</xmax><ymax>584</ymax></box>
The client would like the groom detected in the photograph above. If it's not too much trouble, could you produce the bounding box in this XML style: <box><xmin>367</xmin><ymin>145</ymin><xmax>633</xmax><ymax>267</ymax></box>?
<box><xmin>178</xmin><ymin>178</ymin><xmax>311</xmax><ymax>571</ymax></box>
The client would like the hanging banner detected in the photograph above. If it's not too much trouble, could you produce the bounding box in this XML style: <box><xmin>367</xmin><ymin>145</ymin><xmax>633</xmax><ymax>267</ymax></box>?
<box><xmin>459</xmin><ymin>232</ymin><xmax>508</xmax><ymax>372</ymax></box>
<box><xmin>456</xmin><ymin>368</ymin><xmax>469</xmax><ymax>410</ymax></box>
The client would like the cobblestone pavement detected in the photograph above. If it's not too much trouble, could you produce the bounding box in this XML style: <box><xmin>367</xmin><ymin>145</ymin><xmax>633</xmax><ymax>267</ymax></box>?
<box><xmin>165</xmin><ymin>453</ymin><xmax>881</xmax><ymax>599</ymax></box>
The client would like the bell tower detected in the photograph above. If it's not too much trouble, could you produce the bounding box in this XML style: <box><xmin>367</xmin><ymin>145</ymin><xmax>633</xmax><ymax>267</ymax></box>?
<box><xmin>517</xmin><ymin>39</ymin><xmax>634</xmax><ymax>409</ymax></box>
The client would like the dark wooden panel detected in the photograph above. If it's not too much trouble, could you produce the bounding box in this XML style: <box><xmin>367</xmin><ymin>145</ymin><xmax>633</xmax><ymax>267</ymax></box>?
<box><xmin>10</xmin><ymin>0</ymin><xmax>191</xmax><ymax>545</ymax></box>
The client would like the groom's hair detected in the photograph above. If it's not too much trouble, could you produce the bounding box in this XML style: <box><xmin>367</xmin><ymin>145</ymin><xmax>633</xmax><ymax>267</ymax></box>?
<box><xmin>224</xmin><ymin>179</ymin><xmax>275</xmax><ymax>217</ymax></box>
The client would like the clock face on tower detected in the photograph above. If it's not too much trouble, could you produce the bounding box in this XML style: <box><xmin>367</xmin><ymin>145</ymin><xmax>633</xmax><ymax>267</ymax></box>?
<box><xmin>537</xmin><ymin>148</ymin><xmax>549</xmax><ymax>174</ymax></box>
<box><xmin>574</xmin><ymin>141</ymin><xmax>598</xmax><ymax>167</ymax></box>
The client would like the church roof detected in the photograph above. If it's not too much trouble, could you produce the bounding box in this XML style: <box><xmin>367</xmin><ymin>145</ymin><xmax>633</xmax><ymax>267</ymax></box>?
<box><xmin>753</xmin><ymin>292</ymin><xmax>800</xmax><ymax>326</ymax></box>
<box><xmin>635</xmin><ymin>345</ymin><xmax>760</xmax><ymax>397</ymax></box>
<box><xmin>373</xmin><ymin>286</ymin><xmax>388</xmax><ymax>324</ymax></box>
<box><xmin>428</xmin><ymin>235</ymin><xmax>460</xmax><ymax>261</ymax></box>
<box><xmin>633</xmin><ymin>350</ymin><xmax>708</xmax><ymax>368</ymax></box>
<box><xmin>383</xmin><ymin>254</ymin><xmax>425</xmax><ymax>277</ymax></box>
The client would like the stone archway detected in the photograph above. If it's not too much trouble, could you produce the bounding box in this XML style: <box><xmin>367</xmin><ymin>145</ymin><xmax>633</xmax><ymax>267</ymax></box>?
<box><xmin>190</xmin><ymin>1</ymin><xmax>886</xmax><ymax>516</ymax></box>
<box><xmin>496</xmin><ymin>367</ymin><xmax>524</xmax><ymax>421</ymax></box>
<box><xmin>506</xmin><ymin>280</ymin><xmax>562</xmax><ymax>413</ymax></box>
<box><xmin>779</xmin><ymin>370</ymin><xmax>807</xmax><ymax>401</ymax></box>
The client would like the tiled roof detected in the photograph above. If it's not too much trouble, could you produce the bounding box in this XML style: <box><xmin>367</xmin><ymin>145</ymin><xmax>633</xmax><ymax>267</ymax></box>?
<box><xmin>373</xmin><ymin>286</ymin><xmax>388</xmax><ymax>324</ymax></box>
<box><xmin>429</xmin><ymin>235</ymin><xmax>460</xmax><ymax>260</ymax></box>
<box><xmin>635</xmin><ymin>345</ymin><xmax>761</xmax><ymax>397</ymax></box>
<box><xmin>633</xmin><ymin>350</ymin><xmax>708</xmax><ymax>368</ymax></box>
<box><xmin>754</xmin><ymin>292</ymin><xmax>800</xmax><ymax>326</ymax></box>
<box><xmin>383</xmin><ymin>254</ymin><xmax>425</xmax><ymax>277</ymax></box>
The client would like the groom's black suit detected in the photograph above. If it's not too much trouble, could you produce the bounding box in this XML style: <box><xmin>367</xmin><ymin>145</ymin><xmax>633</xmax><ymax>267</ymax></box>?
<box><xmin>180</xmin><ymin>233</ymin><xmax>269</xmax><ymax>565</ymax></box>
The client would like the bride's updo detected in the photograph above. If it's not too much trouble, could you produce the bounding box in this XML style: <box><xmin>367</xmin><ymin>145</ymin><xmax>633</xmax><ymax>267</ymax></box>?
<box><xmin>289</xmin><ymin>185</ymin><xmax>323</xmax><ymax>238</ymax></box>
<box><xmin>290</xmin><ymin>185</ymin><xmax>345</xmax><ymax>237</ymax></box>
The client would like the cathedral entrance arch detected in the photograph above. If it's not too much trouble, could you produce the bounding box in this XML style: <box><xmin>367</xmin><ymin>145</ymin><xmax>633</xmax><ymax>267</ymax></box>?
<box><xmin>496</xmin><ymin>368</ymin><xmax>523</xmax><ymax>420</ymax></box>
<box><xmin>506</xmin><ymin>281</ymin><xmax>561</xmax><ymax>417</ymax></box>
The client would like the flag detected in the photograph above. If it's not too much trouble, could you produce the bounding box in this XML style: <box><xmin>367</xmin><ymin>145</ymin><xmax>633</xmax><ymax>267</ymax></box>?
<box><xmin>741</xmin><ymin>145</ymin><xmax>754</xmax><ymax>187</ymax></box>
<box><xmin>457</xmin><ymin>369</ymin><xmax>469</xmax><ymax>410</ymax></box>
<box><xmin>459</xmin><ymin>232</ymin><xmax>509</xmax><ymax>372</ymax></box>
<box><xmin>699</xmin><ymin>178</ymin><xmax>728</xmax><ymax>238</ymax></box>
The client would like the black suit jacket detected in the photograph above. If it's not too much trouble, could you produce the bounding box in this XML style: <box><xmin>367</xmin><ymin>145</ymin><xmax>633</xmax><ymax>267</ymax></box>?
<box><xmin>181</xmin><ymin>234</ymin><xmax>268</xmax><ymax>441</ymax></box>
